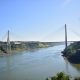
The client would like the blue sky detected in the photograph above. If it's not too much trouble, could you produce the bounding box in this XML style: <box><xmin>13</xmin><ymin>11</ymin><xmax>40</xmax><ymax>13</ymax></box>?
<box><xmin>0</xmin><ymin>0</ymin><xmax>80</xmax><ymax>42</ymax></box>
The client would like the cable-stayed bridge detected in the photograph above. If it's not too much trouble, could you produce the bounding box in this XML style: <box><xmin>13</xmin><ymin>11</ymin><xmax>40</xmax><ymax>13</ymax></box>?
<box><xmin>0</xmin><ymin>24</ymin><xmax>80</xmax><ymax>54</ymax></box>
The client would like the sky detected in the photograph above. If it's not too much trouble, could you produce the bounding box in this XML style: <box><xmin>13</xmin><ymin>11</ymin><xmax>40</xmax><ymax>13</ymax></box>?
<box><xmin>0</xmin><ymin>0</ymin><xmax>80</xmax><ymax>42</ymax></box>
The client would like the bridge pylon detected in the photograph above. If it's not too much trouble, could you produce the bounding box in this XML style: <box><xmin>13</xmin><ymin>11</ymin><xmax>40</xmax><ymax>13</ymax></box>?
<box><xmin>65</xmin><ymin>24</ymin><xmax>68</xmax><ymax>49</ymax></box>
<box><xmin>7</xmin><ymin>30</ymin><xmax>11</xmax><ymax>54</ymax></box>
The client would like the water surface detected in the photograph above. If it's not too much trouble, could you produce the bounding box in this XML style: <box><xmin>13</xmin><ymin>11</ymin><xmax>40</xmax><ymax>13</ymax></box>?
<box><xmin>0</xmin><ymin>45</ymin><xmax>80</xmax><ymax>80</ymax></box>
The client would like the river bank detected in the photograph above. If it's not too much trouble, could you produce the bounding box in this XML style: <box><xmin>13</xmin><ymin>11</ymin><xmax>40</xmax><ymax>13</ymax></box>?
<box><xmin>0</xmin><ymin>41</ymin><xmax>64</xmax><ymax>56</ymax></box>
<box><xmin>62</xmin><ymin>41</ymin><xmax>80</xmax><ymax>64</ymax></box>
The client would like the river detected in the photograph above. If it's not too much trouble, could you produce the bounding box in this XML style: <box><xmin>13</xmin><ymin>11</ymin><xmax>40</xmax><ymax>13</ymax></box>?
<box><xmin>0</xmin><ymin>45</ymin><xmax>80</xmax><ymax>80</ymax></box>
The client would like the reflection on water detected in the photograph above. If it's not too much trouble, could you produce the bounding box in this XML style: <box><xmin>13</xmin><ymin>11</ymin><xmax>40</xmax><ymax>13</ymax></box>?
<box><xmin>0</xmin><ymin>45</ymin><xmax>80</xmax><ymax>80</ymax></box>
<box><xmin>64</xmin><ymin>58</ymin><xmax>69</xmax><ymax>74</ymax></box>
<box><xmin>71</xmin><ymin>64</ymin><xmax>80</xmax><ymax>71</ymax></box>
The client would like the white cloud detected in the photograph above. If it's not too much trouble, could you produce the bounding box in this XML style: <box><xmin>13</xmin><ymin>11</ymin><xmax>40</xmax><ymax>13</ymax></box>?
<box><xmin>64</xmin><ymin>0</ymin><xmax>72</xmax><ymax>5</ymax></box>
<box><xmin>62</xmin><ymin>0</ymin><xmax>72</xmax><ymax>8</ymax></box>
<box><xmin>64</xmin><ymin>0</ymin><xmax>72</xmax><ymax>6</ymax></box>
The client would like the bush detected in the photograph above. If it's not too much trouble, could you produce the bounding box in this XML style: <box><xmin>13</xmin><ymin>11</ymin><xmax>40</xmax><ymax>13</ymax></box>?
<box><xmin>46</xmin><ymin>72</ymin><xmax>80</xmax><ymax>80</ymax></box>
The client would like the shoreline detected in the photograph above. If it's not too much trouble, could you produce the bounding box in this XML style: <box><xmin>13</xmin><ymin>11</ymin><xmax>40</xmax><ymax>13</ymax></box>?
<box><xmin>0</xmin><ymin>46</ymin><xmax>50</xmax><ymax>57</ymax></box>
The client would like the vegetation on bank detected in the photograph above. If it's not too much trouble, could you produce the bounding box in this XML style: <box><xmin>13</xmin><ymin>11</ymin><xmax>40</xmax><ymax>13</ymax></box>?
<box><xmin>0</xmin><ymin>41</ymin><xmax>53</xmax><ymax>51</ymax></box>
<box><xmin>46</xmin><ymin>72</ymin><xmax>80</xmax><ymax>80</ymax></box>
<box><xmin>0</xmin><ymin>41</ymin><xmax>64</xmax><ymax>53</ymax></box>
<box><xmin>0</xmin><ymin>41</ymin><xmax>60</xmax><ymax>54</ymax></box>
<box><xmin>62</xmin><ymin>41</ymin><xmax>80</xmax><ymax>63</ymax></box>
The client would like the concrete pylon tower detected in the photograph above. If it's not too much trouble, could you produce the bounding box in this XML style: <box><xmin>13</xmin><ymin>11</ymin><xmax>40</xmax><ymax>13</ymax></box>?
<box><xmin>65</xmin><ymin>24</ymin><xmax>67</xmax><ymax>49</ymax></box>
<box><xmin>7</xmin><ymin>30</ymin><xmax>11</xmax><ymax>54</ymax></box>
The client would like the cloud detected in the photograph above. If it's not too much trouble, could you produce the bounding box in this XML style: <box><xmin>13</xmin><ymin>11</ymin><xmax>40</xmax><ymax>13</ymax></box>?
<box><xmin>64</xmin><ymin>0</ymin><xmax>72</xmax><ymax>5</ymax></box>
<box><xmin>62</xmin><ymin>0</ymin><xmax>72</xmax><ymax>8</ymax></box>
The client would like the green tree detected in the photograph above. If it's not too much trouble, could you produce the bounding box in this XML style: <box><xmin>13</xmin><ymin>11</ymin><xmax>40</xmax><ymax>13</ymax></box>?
<box><xmin>46</xmin><ymin>72</ymin><xmax>70</xmax><ymax>80</ymax></box>
<box><xmin>46</xmin><ymin>72</ymin><xmax>80</xmax><ymax>80</ymax></box>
